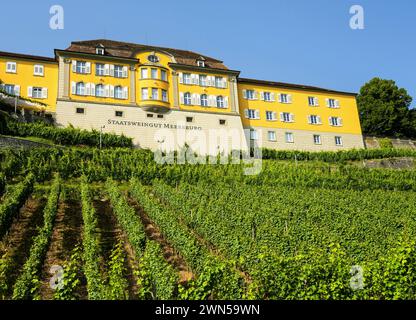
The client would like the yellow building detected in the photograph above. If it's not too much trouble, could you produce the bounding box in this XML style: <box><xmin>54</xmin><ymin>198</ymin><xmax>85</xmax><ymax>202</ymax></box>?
<box><xmin>0</xmin><ymin>39</ymin><xmax>364</xmax><ymax>151</ymax></box>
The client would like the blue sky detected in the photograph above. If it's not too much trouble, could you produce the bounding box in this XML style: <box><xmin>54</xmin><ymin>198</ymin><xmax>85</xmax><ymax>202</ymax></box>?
<box><xmin>1</xmin><ymin>0</ymin><xmax>415</xmax><ymax>103</ymax></box>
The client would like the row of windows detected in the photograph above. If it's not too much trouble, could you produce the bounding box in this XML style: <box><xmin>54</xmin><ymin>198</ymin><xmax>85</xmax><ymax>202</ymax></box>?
<box><xmin>71</xmin><ymin>82</ymin><xmax>129</xmax><ymax>99</ymax></box>
<box><xmin>5</xmin><ymin>61</ymin><xmax>45</xmax><ymax>76</ymax></box>
<box><xmin>75</xmin><ymin>108</ymin><xmax>228</xmax><ymax>126</ymax></box>
<box><xmin>244</xmin><ymin>109</ymin><xmax>343</xmax><ymax>126</ymax></box>
<box><xmin>72</xmin><ymin>60</ymin><xmax>129</xmax><ymax>78</ymax></box>
<box><xmin>250</xmin><ymin>130</ymin><xmax>343</xmax><ymax>146</ymax></box>
<box><xmin>178</xmin><ymin>73</ymin><xmax>227</xmax><ymax>89</ymax></box>
<box><xmin>140</xmin><ymin>68</ymin><xmax>168</xmax><ymax>81</ymax></box>
<box><xmin>243</xmin><ymin>90</ymin><xmax>341</xmax><ymax>108</ymax></box>
<box><xmin>180</xmin><ymin>92</ymin><xmax>228</xmax><ymax>108</ymax></box>
<box><xmin>141</xmin><ymin>88</ymin><xmax>168</xmax><ymax>102</ymax></box>
<box><xmin>0</xmin><ymin>83</ymin><xmax>48</xmax><ymax>99</ymax></box>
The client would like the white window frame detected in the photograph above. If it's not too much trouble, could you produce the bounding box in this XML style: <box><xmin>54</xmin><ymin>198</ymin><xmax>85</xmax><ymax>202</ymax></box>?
<box><xmin>313</xmin><ymin>134</ymin><xmax>322</xmax><ymax>145</ymax></box>
<box><xmin>95</xmin><ymin>84</ymin><xmax>105</xmax><ymax>97</ymax></box>
<box><xmin>199</xmin><ymin>75</ymin><xmax>207</xmax><ymax>87</ymax></box>
<box><xmin>76</xmin><ymin>61</ymin><xmax>87</xmax><ymax>74</ymax></box>
<box><xmin>282</xmin><ymin>112</ymin><xmax>291</xmax><ymax>122</ymax></box>
<box><xmin>151</xmin><ymin>88</ymin><xmax>158</xmax><ymax>100</ymax></box>
<box><xmin>248</xmin><ymin>109</ymin><xmax>256</xmax><ymax>119</ymax></box>
<box><xmin>162</xmin><ymin>89</ymin><xmax>168</xmax><ymax>102</ymax></box>
<box><xmin>75</xmin><ymin>82</ymin><xmax>85</xmax><ymax>96</ymax></box>
<box><xmin>96</xmin><ymin>63</ymin><xmax>105</xmax><ymax>76</ymax></box>
<box><xmin>268</xmin><ymin>131</ymin><xmax>277</xmax><ymax>142</ymax></box>
<box><xmin>96</xmin><ymin>48</ymin><xmax>105</xmax><ymax>55</ymax></box>
<box><xmin>216</xmin><ymin>96</ymin><xmax>224</xmax><ymax>108</ymax></box>
<box><xmin>183</xmin><ymin>73</ymin><xmax>191</xmax><ymax>85</ymax></box>
<box><xmin>197</xmin><ymin>60</ymin><xmax>205</xmax><ymax>67</ymax></box>
<box><xmin>308</xmin><ymin>96</ymin><xmax>318</xmax><ymax>106</ymax></box>
<box><xmin>200</xmin><ymin>94</ymin><xmax>208</xmax><ymax>107</ymax></box>
<box><xmin>335</xmin><ymin>136</ymin><xmax>343</xmax><ymax>146</ymax></box>
<box><xmin>250</xmin><ymin>129</ymin><xmax>258</xmax><ymax>140</ymax></box>
<box><xmin>114</xmin><ymin>65</ymin><xmax>124</xmax><ymax>78</ymax></box>
<box><xmin>285</xmin><ymin>132</ymin><xmax>294</xmax><ymax>143</ymax></box>
<box><xmin>161</xmin><ymin>70</ymin><xmax>167</xmax><ymax>81</ymax></box>
<box><xmin>32</xmin><ymin>87</ymin><xmax>43</xmax><ymax>99</ymax></box>
<box><xmin>4</xmin><ymin>84</ymin><xmax>15</xmax><ymax>95</ymax></box>
<box><xmin>6</xmin><ymin>62</ymin><xmax>16</xmax><ymax>73</ymax></box>
<box><xmin>114</xmin><ymin>86</ymin><xmax>123</xmax><ymax>99</ymax></box>
<box><xmin>142</xmin><ymin>88</ymin><xmax>149</xmax><ymax>100</ymax></box>
<box><xmin>246</xmin><ymin>90</ymin><xmax>255</xmax><ymax>100</ymax></box>
<box><xmin>33</xmin><ymin>64</ymin><xmax>44</xmax><ymax>76</ymax></box>
<box><xmin>184</xmin><ymin>92</ymin><xmax>192</xmax><ymax>105</ymax></box>
<box><xmin>330</xmin><ymin>117</ymin><xmax>342</xmax><ymax>127</ymax></box>
<box><xmin>141</xmin><ymin>68</ymin><xmax>148</xmax><ymax>79</ymax></box>
<box><xmin>266</xmin><ymin>111</ymin><xmax>274</xmax><ymax>121</ymax></box>
<box><xmin>151</xmin><ymin>68</ymin><xmax>158</xmax><ymax>79</ymax></box>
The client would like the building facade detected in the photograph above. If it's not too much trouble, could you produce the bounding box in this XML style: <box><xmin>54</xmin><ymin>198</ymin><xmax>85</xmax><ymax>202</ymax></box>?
<box><xmin>0</xmin><ymin>39</ymin><xmax>364</xmax><ymax>152</ymax></box>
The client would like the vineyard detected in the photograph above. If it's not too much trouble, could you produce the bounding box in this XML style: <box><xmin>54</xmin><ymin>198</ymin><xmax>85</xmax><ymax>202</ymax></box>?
<box><xmin>1</xmin><ymin>147</ymin><xmax>416</xmax><ymax>300</ymax></box>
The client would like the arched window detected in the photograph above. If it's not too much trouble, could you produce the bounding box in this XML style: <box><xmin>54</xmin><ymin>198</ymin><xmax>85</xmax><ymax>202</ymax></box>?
<box><xmin>184</xmin><ymin>92</ymin><xmax>192</xmax><ymax>105</ymax></box>
<box><xmin>201</xmin><ymin>94</ymin><xmax>208</xmax><ymax>107</ymax></box>
<box><xmin>217</xmin><ymin>96</ymin><xmax>224</xmax><ymax>108</ymax></box>
<box><xmin>95</xmin><ymin>84</ymin><xmax>104</xmax><ymax>97</ymax></box>
<box><xmin>114</xmin><ymin>86</ymin><xmax>123</xmax><ymax>99</ymax></box>
<box><xmin>76</xmin><ymin>82</ymin><xmax>85</xmax><ymax>96</ymax></box>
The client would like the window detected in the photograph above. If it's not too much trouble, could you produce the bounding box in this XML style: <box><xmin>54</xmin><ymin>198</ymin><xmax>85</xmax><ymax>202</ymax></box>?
<box><xmin>147</xmin><ymin>113</ymin><xmax>154</xmax><ymax>118</ymax></box>
<box><xmin>186</xmin><ymin>117</ymin><xmax>193</xmax><ymax>123</ymax></box>
<box><xmin>263</xmin><ymin>92</ymin><xmax>271</xmax><ymax>102</ymax></box>
<box><xmin>247</xmin><ymin>109</ymin><xmax>256</xmax><ymax>119</ymax></box>
<box><xmin>250</xmin><ymin>129</ymin><xmax>258</xmax><ymax>140</ymax></box>
<box><xmin>285</xmin><ymin>132</ymin><xmax>294</xmax><ymax>143</ymax></box>
<box><xmin>162</xmin><ymin>89</ymin><xmax>168</xmax><ymax>102</ymax></box>
<box><xmin>34</xmin><ymin>65</ymin><xmax>44</xmax><ymax>76</ymax></box>
<box><xmin>183</xmin><ymin>73</ymin><xmax>191</xmax><ymax>84</ymax></box>
<box><xmin>335</xmin><ymin>136</ymin><xmax>343</xmax><ymax>146</ymax></box>
<box><xmin>95</xmin><ymin>84</ymin><xmax>105</xmax><ymax>97</ymax></box>
<box><xmin>151</xmin><ymin>88</ymin><xmax>158</xmax><ymax>100</ymax></box>
<box><xmin>219</xmin><ymin>119</ymin><xmax>226</xmax><ymax>125</ymax></box>
<box><xmin>266</xmin><ymin>111</ymin><xmax>274</xmax><ymax>121</ymax></box>
<box><xmin>148</xmin><ymin>55</ymin><xmax>159</xmax><ymax>63</ymax></box>
<box><xmin>309</xmin><ymin>115</ymin><xmax>320</xmax><ymax>125</ymax></box>
<box><xmin>313</xmin><ymin>135</ymin><xmax>322</xmax><ymax>145</ymax></box>
<box><xmin>114</xmin><ymin>65</ymin><xmax>124</xmax><ymax>78</ymax></box>
<box><xmin>141</xmin><ymin>68</ymin><xmax>148</xmax><ymax>79</ymax></box>
<box><xmin>184</xmin><ymin>92</ymin><xmax>192</xmax><ymax>105</ymax></box>
<box><xmin>308</xmin><ymin>96</ymin><xmax>318</xmax><ymax>106</ymax></box>
<box><xmin>6</xmin><ymin>62</ymin><xmax>16</xmax><ymax>73</ymax></box>
<box><xmin>4</xmin><ymin>84</ymin><xmax>15</xmax><ymax>95</ymax></box>
<box><xmin>142</xmin><ymin>88</ymin><xmax>149</xmax><ymax>100</ymax></box>
<box><xmin>76</xmin><ymin>108</ymin><xmax>85</xmax><ymax>114</ymax></box>
<box><xmin>151</xmin><ymin>68</ymin><xmax>158</xmax><ymax>79</ymax></box>
<box><xmin>200</xmin><ymin>94</ymin><xmax>208</xmax><ymax>107</ymax></box>
<box><xmin>281</xmin><ymin>112</ymin><xmax>291</xmax><ymax>122</ymax></box>
<box><xmin>96</xmin><ymin>47</ymin><xmax>105</xmax><ymax>55</ymax></box>
<box><xmin>114</xmin><ymin>86</ymin><xmax>123</xmax><ymax>99</ymax></box>
<box><xmin>246</xmin><ymin>90</ymin><xmax>255</xmax><ymax>100</ymax></box>
<box><xmin>268</xmin><ymin>131</ymin><xmax>277</xmax><ymax>141</ymax></box>
<box><xmin>327</xmin><ymin>98</ymin><xmax>339</xmax><ymax>108</ymax></box>
<box><xmin>76</xmin><ymin>82</ymin><xmax>85</xmax><ymax>96</ymax></box>
<box><xmin>215</xmin><ymin>77</ymin><xmax>224</xmax><ymax>88</ymax></box>
<box><xmin>330</xmin><ymin>117</ymin><xmax>342</xmax><ymax>126</ymax></box>
<box><xmin>280</xmin><ymin>94</ymin><xmax>289</xmax><ymax>103</ymax></box>
<box><xmin>157</xmin><ymin>114</ymin><xmax>164</xmax><ymax>119</ymax></box>
<box><xmin>199</xmin><ymin>75</ymin><xmax>207</xmax><ymax>87</ymax></box>
<box><xmin>197</xmin><ymin>60</ymin><xmax>205</xmax><ymax>67</ymax></box>
<box><xmin>216</xmin><ymin>96</ymin><xmax>224</xmax><ymax>108</ymax></box>
<box><xmin>161</xmin><ymin>70</ymin><xmax>167</xmax><ymax>81</ymax></box>
<box><xmin>96</xmin><ymin>63</ymin><xmax>105</xmax><ymax>76</ymax></box>
<box><xmin>76</xmin><ymin>61</ymin><xmax>87</xmax><ymax>74</ymax></box>
<box><xmin>115</xmin><ymin>111</ymin><xmax>123</xmax><ymax>117</ymax></box>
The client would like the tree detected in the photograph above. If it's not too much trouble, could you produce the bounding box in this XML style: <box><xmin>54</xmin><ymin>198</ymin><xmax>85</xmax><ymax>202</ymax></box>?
<box><xmin>357</xmin><ymin>78</ymin><xmax>414</xmax><ymax>138</ymax></box>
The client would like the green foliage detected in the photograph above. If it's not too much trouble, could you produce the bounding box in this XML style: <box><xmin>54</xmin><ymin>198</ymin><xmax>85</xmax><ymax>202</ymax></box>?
<box><xmin>0</xmin><ymin>173</ymin><xmax>5</xmax><ymax>196</ymax></box>
<box><xmin>378</xmin><ymin>138</ymin><xmax>394</xmax><ymax>149</ymax></box>
<box><xmin>105</xmin><ymin>179</ymin><xmax>146</xmax><ymax>256</ymax></box>
<box><xmin>0</xmin><ymin>174</ymin><xmax>34</xmax><ymax>237</ymax></box>
<box><xmin>80</xmin><ymin>177</ymin><xmax>105</xmax><ymax>300</ymax></box>
<box><xmin>357</xmin><ymin>78</ymin><xmax>414</xmax><ymax>138</ymax></box>
<box><xmin>0</xmin><ymin>111</ymin><xmax>132</xmax><ymax>148</ymax></box>
<box><xmin>0</xmin><ymin>251</ymin><xmax>13</xmax><ymax>299</ymax></box>
<box><xmin>130</xmin><ymin>178</ymin><xmax>243</xmax><ymax>300</ymax></box>
<box><xmin>54</xmin><ymin>246</ymin><xmax>83</xmax><ymax>300</ymax></box>
<box><xmin>12</xmin><ymin>176</ymin><xmax>60</xmax><ymax>300</ymax></box>
<box><xmin>136</xmin><ymin>241</ymin><xmax>178</xmax><ymax>300</ymax></box>
<box><xmin>105</xmin><ymin>241</ymin><xmax>129</xmax><ymax>300</ymax></box>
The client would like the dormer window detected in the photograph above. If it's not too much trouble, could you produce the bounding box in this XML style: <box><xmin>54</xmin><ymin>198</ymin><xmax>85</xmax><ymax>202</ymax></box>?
<box><xmin>197</xmin><ymin>56</ymin><xmax>206</xmax><ymax>67</ymax></box>
<box><xmin>197</xmin><ymin>60</ymin><xmax>205</xmax><ymax>67</ymax></box>
<box><xmin>96</xmin><ymin>46</ymin><xmax>105</xmax><ymax>55</ymax></box>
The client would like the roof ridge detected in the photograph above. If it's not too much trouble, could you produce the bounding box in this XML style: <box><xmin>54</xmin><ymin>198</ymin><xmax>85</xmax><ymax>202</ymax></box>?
<box><xmin>71</xmin><ymin>39</ymin><xmax>223</xmax><ymax>62</ymax></box>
